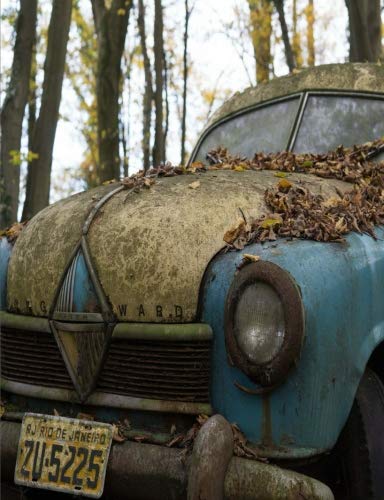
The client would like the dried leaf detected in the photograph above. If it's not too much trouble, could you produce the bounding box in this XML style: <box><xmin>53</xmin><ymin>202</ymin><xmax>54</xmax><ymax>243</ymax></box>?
<box><xmin>277</xmin><ymin>178</ymin><xmax>292</xmax><ymax>192</ymax></box>
<box><xmin>0</xmin><ymin>221</ymin><xmax>27</xmax><ymax>244</ymax></box>
<box><xmin>233</xmin><ymin>164</ymin><xmax>247</xmax><ymax>172</ymax></box>
<box><xmin>77</xmin><ymin>412</ymin><xmax>94</xmax><ymax>421</ymax></box>
<box><xmin>242</xmin><ymin>254</ymin><xmax>260</xmax><ymax>262</ymax></box>
<box><xmin>112</xmin><ymin>424</ymin><xmax>126</xmax><ymax>443</ymax></box>
<box><xmin>259</xmin><ymin>217</ymin><xmax>282</xmax><ymax>229</ymax></box>
<box><xmin>274</xmin><ymin>171</ymin><xmax>289</xmax><ymax>178</ymax></box>
<box><xmin>188</xmin><ymin>180</ymin><xmax>200</xmax><ymax>190</ymax></box>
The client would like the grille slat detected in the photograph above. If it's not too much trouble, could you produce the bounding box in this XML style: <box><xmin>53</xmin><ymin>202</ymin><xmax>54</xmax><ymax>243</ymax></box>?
<box><xmin>97</xmin><ymin>339</ymin><xmax>211</xmax><ymax>402</ymax></box>
<box><xmin>1</xmin><ymin>326</ymin><xmax>211</xmax><ymax>403</ymax></box>
<box><xmin>1</xmin><ymin>327</ymin><xmax>73</xmax><ymax>389</ymax></box>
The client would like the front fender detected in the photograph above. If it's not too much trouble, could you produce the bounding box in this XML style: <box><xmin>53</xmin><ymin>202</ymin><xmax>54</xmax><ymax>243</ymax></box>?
<box><xmin>200</xmin><ymin>226</ymin><xmax>384</xmax><ymax>459</ymax></box>
<box><xmin>0</xmin><ymin>237</ymin><xmax>13</xmax><ymax>310</ymax></box>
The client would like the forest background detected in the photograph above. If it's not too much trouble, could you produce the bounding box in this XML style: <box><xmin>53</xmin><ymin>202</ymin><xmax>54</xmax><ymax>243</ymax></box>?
<box><xmin>0</xmin><ymin>0</ymin><xmax>383</xmax><ymax>228</ymax></box>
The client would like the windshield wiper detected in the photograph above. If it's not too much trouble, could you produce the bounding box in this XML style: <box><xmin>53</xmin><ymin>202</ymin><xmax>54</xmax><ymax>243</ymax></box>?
<box><xmin>366</xmin><ymin>143</ymin><xmax>384</xmax><ymax>161</ymax></box>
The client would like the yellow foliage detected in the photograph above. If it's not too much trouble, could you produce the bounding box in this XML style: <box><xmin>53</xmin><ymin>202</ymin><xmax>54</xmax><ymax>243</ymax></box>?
<box><xmin>248</xmin><ymin>0</ymin><xmax>273</xmax><ymax>84</ymax></box>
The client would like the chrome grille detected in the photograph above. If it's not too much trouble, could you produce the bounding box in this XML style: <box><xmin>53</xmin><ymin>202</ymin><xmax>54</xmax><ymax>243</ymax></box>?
<box><xmin>0</xmin><ymin>327</ymin><xmax>72</xmax><ymax>389</ymax></box>
<box><xmin>1</xmin><ymin>327</ymin><xmax>211</xmax><ymax>403</ymax></box>
<box><xmin>97</xmin><ymin>339</ymin><xmax>211</xmax><ymax>402</ymax></box>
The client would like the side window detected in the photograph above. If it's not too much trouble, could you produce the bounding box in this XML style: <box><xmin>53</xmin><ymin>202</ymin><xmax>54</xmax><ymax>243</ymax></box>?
<box><xmin>194</xmin><ymin>97</ymin><xmax>300</xmax><ymax>162</ymax></box>
<box><xmin>373</xmin><ymin>152</ymin><xmax>384</xmax><ymax>163</ymax></box>
<box><xmin>294</xmin><ymin>95</ymin><xmax>384</xmax><ymax>153</ymax></box>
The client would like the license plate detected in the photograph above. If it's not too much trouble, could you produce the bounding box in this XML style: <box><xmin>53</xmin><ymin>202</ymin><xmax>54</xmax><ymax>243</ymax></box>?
<box><xmin>14</xmin><ymin>413</ymin><xmax>113</xmax><ymax>498</ymax></box>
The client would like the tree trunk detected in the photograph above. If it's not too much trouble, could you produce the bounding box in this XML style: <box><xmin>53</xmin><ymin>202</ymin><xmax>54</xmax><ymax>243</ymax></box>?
<box><xmin>180</xmin><ymin>0</ymin><xmax>190</xmax><ymax>164</ymax></box>
<box><xmin>22</xmin><ymin>0</ymin><xmax>72</xmax><ymax>221</ymax></box>
<box><xmin>27</xmin><ymin>40</ymin><xmax>37</xmax><ymax>173</ymax></box>
<box><xmin>0</xmin><ymin>0</ymin><xmax>37</xmax><ymax>227</ymax></box>
<box><xmin>91</xmin><ymin>0</ymin><xmax>131</xmax><ymax>182</ymax></box>
<box><xmin>273</xmin><ymin>0</ymin><xmax>295</xmax><ymax>72</ymax></box>
<box><xmin>163</xmin><ymin>50</ymin><xmax>169</xmax><ymax>154</ymax></box>
<box><xmin>292</xmin><ymin>0</ymin><xmax>303</xmax><ymax>68</ymax></box>
<box><xmin>305</xmin><ymin>0</ymin><xmax>315</xmax><ymax>66</ymax></box>
<box><xmin>137</xmin><ymin>0</ymin><xmax>153</xmax><ymax>171</ymax></box>
<box><xmin>345</xmin><ymin>0</ymin><xmax>382</xmax><ymax>62</ymax></box>
<box><xmin>153</xmin><ymin>0</ymin><xmax>165</xmax><ymax>166</ymax></box>
<box><xmin>248</xmin><ymin>0</ymin><xmax>273</xmax><ymax>84</ymax></box>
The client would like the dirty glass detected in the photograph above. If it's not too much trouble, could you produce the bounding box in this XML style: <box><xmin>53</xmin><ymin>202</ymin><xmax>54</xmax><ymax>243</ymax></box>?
<box><xmin>294</xmin><ymin>95</ymin><xmax>384</xmax><ymax>153</ymax></box>
<box><xmin>194</xmin><ymin>97</ymin><xmax>300</xmax><ymax>161</ymax></box>
<box><xmin>373</xmin><ymin>151</ymin><xmax>384</xmax><ymax>163</ymax></box>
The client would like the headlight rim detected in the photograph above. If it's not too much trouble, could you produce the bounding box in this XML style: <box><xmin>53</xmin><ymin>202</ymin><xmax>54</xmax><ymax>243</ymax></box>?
<box><xmin>225</xmin><ymin>261</ymin><xmax>305</xmax><ymax>388</ymax></box>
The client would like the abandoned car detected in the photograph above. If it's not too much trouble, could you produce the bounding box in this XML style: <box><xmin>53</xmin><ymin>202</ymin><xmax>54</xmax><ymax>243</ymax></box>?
<box><xmin>1</xmin><ymin>63</ymin><xmax>384</xmax><ymax>499</ymax></box>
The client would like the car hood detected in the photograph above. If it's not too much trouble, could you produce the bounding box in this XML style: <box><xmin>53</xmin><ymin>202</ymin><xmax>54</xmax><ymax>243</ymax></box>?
<box><xmin>7</xmin><ymin>170</ymin><xmax>350</xmax><ymax>322</ymax></box>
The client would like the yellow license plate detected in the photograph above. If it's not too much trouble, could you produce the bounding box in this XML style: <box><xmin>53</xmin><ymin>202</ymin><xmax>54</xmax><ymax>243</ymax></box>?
<box><xmin>14</xmin><ymin>413</ymin><xmax>113</xmax><ymax>498</ymax></box>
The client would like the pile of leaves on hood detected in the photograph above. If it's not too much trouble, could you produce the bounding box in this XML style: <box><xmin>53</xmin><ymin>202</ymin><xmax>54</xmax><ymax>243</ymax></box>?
<box><xmin>215</xmin><ymin>139</ymin><xmax>384</xmax><ymax>248</ymax></box>
<box><xmin>3</xmin><ymin>138</ymin><xmax>383</xmax><ymax>247</ymax></box>
<box><xmin>120</xmin><ymin>137</ymin><xmax>383</xmax><ymax>249</ymax></box>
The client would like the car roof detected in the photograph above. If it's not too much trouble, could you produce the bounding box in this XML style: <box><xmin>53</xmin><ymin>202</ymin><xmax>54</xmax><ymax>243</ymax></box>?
<box><xmin>205</xmin><ymin>63</ymin><xmax>384</xmax><ymax>130</ymax></box>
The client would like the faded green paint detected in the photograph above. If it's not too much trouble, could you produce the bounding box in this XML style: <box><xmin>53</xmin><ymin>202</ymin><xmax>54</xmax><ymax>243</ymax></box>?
<box><xmin>87</xmin><ymin>170</ymin><xmax>349</xmax><ymax>322</ymax></box>
<box><xmin>0</xmin><ymin>311</ymin><xmax>50</xmax><ymax>332</ymax></box>
<box><xmin>113</xmin><ymin>322</ymin><xmax>213</xmax><ymax>341</ymax></box>
<box><xmin>6</xmin><ymin>184</ymin><xmax>116</xmax><ymax>317</ymax></box>
<box><xmin>205</xmin><ymin>63</ymin><xmax>384</xmax><ymax>131</ymax></box>
<box><xmin>1</xmin><ymin>378</ymin><xmax>212</xmax><ymax>415</ymax></box>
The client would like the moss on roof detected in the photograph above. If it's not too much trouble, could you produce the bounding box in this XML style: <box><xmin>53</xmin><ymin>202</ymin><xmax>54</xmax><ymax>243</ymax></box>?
<box><xmin>205</xmin><ymin>63</ymin><xmax>384</xmax><ymax>130</ymax></box>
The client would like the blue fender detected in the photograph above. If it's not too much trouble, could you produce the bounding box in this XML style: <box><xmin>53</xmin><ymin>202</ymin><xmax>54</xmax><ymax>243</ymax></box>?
<box><xmin>201</xmin><ymin>226</ymin><xmax>384</xmax><ymax>458</ymax></box>
<box><xmin>0</xmin><ymin>238</ymin><xmax>13</xmax><ymax>311</ymax></box>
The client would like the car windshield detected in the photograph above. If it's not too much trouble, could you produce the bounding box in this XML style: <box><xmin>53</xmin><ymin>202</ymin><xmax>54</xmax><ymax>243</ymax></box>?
<box><xmin>293</xmin><ymin>95</ymin><xmax>384</xmax><ymax>153</ymax></box>
<box><xmin>193</xmin><ymin>93</ymin><xmax>384</xmax><ymax>163</ymax></box>
<box><xmin>194</xmin><ymin>97</ymin><xmax>300</xmax><ymax>161</ymax></box>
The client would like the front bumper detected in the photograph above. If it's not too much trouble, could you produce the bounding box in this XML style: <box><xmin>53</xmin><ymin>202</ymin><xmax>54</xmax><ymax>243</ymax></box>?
<box><xmin>1</xmin><ymin>416</ymin><xmax>334</xmax><ymax>500</ymax></box>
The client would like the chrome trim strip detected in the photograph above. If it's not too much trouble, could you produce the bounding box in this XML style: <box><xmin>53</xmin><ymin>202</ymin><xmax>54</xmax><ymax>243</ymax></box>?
<box><xmin>287</xmin><ymin>92</ymin><xmax>308</xmax><ymax>151</ymax></box>
<box><xmin>52</xmin><ymin>321</ymin><xmax>105</xmax><ymax>332</ymax></box>
<box><xmin>49</xmin><ymin>241</ymin><xmax>81</xmax><ymax>318</ymax></box>
<box><xmin>51</xmin><ymin>311</ymin><xmax>104</xmax><ymax>322</ymax></box>
<box><xmin>113</xmin><ymin>322</ymin><xmax>213</xmax><ymax>341</ymax></box>
<box><xmin>0</xmin><ymin>312</ymin><xmax>51</xmax><ymax>333</ymax></box>
<box><xmin>1</xmin><ymin>379</ymin><xmax>212</xmax><ymax>416</ymax></box>
<box><xmin>82</xmin><ymin>185</ymin><xmax>124</xmax><ymax>235</ymax></box>
<box><xmin>56</xmin><ymin>250</ymin><xmax>80</xmax><ymax>312</ymax></box>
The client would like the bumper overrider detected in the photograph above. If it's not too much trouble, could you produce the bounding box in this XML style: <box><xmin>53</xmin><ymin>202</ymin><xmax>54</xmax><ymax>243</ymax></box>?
<box><xmin>1</xmin><ymin>415</ymin><xmax>333</xmax><ymax>499</ymax></box>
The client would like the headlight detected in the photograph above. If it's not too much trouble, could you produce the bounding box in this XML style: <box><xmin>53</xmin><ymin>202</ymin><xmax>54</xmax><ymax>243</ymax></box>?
<box><xmin>225</xmin><ymin>261</ymin><xmax>304</xmax><ymax>389</ymax></box>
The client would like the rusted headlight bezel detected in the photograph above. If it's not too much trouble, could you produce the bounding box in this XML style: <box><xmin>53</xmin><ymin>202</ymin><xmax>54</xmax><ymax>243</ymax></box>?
<box><xmin>225</xmin><ymin>261</ymin><xmax>305</xmax><ymax>388</ymax></box>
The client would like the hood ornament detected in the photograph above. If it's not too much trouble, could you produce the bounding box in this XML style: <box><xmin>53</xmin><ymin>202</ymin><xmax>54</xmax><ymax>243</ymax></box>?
<box><xmin>51</xmin><ymin>240</ymin><xmax>114</xmax><ymax>402</ymax></box>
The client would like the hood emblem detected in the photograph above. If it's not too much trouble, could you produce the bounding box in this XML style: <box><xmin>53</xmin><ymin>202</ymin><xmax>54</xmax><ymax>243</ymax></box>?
<box><xmin>51</xmin><ymin>243</ymin><xmax>113</xmax><ymax>402</ymax></box>
<box><xmin>52</xmin><ymin>321</ymin><xmax>111</xmax><ymax>401</ymax></box>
